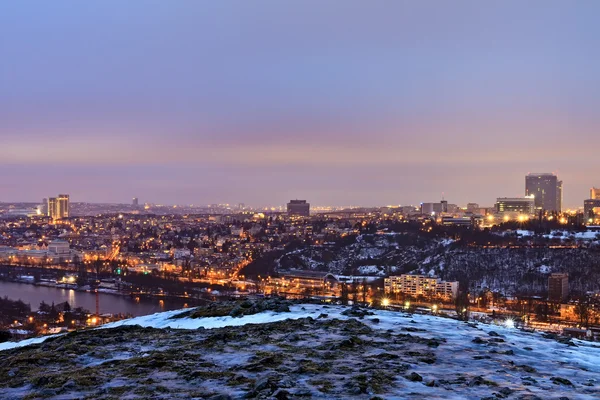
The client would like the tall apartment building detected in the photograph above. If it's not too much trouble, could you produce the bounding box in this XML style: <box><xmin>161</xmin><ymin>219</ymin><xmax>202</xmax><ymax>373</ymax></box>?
<box><xmin>287</xmin><ymin>200</ymin><xmax>310</xmax><ymax>217</ymax></box>
<box><xmin>384</xmin><ymin>274</ymin><xmax>459</xmax><ymax>300</ymax></box>
<box><xmin>591</xmin><ymin>188</ymin><xmax>600</xmax><ymax>200</ymax></box>
<box><xmin>525</xmin><ymin>173</ymin><xmax>562</xmax><ymax>212</ymax></box>
<box><xmin>548</xmin><ymin>273</ymin><xmax>569</xmax><ymax>302</ymax></box>
<box><xmin>47</xmin><ymin>198</ymin><xmax>57</xmax><ymax>219</ymax></box>
<box><xmin>132</xmin><ymin>197</ymin><xmax>139</xmax><ymax>207</ymax></box>
<box><xmin>48</xmin><ymin>194</ymin><xmax>70</xmax><ymax>220</ymax></box>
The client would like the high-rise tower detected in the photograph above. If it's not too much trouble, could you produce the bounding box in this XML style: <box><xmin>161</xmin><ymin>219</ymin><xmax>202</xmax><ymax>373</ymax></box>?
<box><xmin>525</xmin><ymin>173</ymin><xmax>561</xmax><ymax>212</ymax></box>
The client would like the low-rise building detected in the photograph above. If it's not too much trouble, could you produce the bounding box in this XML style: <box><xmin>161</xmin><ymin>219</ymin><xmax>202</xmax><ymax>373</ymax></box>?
<box><xmin>495</xmin><ymin>196</ymin><xmax>535</xmax><ymax>214</ymax></box>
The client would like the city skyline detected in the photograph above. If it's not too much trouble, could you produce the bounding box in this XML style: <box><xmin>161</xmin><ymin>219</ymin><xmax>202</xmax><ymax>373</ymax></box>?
<box><xmin>0</xmin><ymin>171</ymin><xmax>595</xmax><ymax>210</ymax></box>
<box><xmin>2</xmin><ymin>1</ymin><xmax>600</xmax><ymax>207</ymax></box>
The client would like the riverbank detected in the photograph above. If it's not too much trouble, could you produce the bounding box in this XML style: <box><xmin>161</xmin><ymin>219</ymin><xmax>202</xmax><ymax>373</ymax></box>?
<box><xmin>0</xmin><ymin>280</ymin><xmax>193</xmax><ymax>317</ymax></box>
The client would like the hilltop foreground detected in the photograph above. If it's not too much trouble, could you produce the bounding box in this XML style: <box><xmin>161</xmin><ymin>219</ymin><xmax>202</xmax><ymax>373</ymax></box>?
<box><xmin>1</xmin><ymin>301</ymin><xmax>599</xmax><ymax>399</ymax></box>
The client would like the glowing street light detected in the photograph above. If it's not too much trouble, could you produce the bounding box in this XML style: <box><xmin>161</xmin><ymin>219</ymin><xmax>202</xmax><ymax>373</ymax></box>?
<box><xmin>381</xmin><ymin>298</ymin><xmax>390</xmax><ymax>307</ymax></box>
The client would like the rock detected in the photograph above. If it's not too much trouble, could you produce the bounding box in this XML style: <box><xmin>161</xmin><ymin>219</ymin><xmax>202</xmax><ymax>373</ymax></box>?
<box><xmin>61</xmin><ymin>380</ymin><xmax>76</xmax><ymax>391</ymax></box>
<box><xmin>557</xmin><ymin>337</ymin><xmax>577</xmax><ymax>347</ymax></box>
<box><xmin>498</xmin><ymin>387</ymin><xmax>513</xmax><ymax>397</ymax></box>
<box><xmin>488</xmin><ymin>331</ymin><xmax>501</xmax><ymax>337</ymax></box>
<box><xmin>426</xmin><ymin>339</ymin><xmax>443</xmax><ymax>348</ymax></box>
<box><xmin>521</xmin><ymin>376</ymin><xmax>537</xmax><ymax>385</ymax></box>
<box><xmin>338</xmin><ymin>336</ymin><xmax>363</xmax><ymax>349</ymax></box>
<box><xmin>406</xmin><ymin>372</ymin><xmax>423</xmax><ymax>382</ymax></box>
<box><xmin>33</xmin><ymin>376</ymin><xmax>50</xmax><ymax>387</ymax></box>
<box><xmin>345</xmin><ymin>382</ymin><xmax>363</xmax><ymax>395</ymax></box>
<box><xmin>253</xmin><ymin>375</ymin><xmax>279</xmax><ymax>394</ymax></box>
<box><xmin>519</xmin><ymin>364</ymin><xmax>537</xmax><ymax>373</ymax></box>
<box><xmin>523</xmin><ymin>346</ymin><xmax>533</xmax><ymax>351</ymax></box>
<box><xmin>341</xmin><ymin>307</ymin><xmax>374</xmax><ymax>319</ymax></box>
<box><xmin>36</xmin><ymin>389</ymin><xmax>57</xmax><ymax>398</ymax></box>
<box><xmin>284</xmin><ymin>333</ymin><xmax>301</xmax><ymax>342</ymax></box>
<box><xmin>317</xmin><ymin>313</ymin><xmax>328</xmax><ymax>319</ymax></box>
<box><xmin>278</xmin><ymin>377</ymin><xmax>296</xmax><ymax>389</ymax></box>
<box><xmin>207</xmin><ymin>395</ymin><xmax>232</xmax><ymax>400</ymax></box>
<box><xmin>468</xmin><ymin>376</ymin><xmax>496</xmax><ymax>387</ymax></box>
<box><xmin>425</xmin><ymin>380</ymin><xmax>437</xmax><ymax>387</ymax></box>
<box><xmin>503</xmin><ymin>350</ymin><xmax>514</xmax><ymax>355</ymax></box>
<box><xmin>472</xmin><ymin>337</ymin><xmax>486</xmax><ymax>344</ymax></box>
<box><xmin>272</xmin><ymin>389</ymin><xmax>290</xmax><ymax>400</ymax></box>
<box><xmin>469</xmin><ymin>376</ymin><xmax>485</xmax><ymax>386</ymax></box>
<box><xmin>370</xmin><ymin>318</ymin><xmax>380</xmax><ymax>323</ymax></box>
<box><xmin>551</xmin><ymin>377</ymin><xmax>573</xmax><ymax>386</ymax></box>
<box><xmin>402</xmin><ymin>327</ymin><xmax>427</xmax><ymax>333</ymax></box>
<box><xmin>276</xmin><ymin>304</ymin><xmax>290</xmax><ymax>313</ymax></box>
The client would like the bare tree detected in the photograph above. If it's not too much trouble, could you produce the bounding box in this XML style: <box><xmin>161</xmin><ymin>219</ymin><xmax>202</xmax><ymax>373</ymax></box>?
<box><xmin>340</xmin><ymin>282</ymin><xmax>349</xmax><ymax>305</ymax></box>
<box><xmin>575</xmin><ymin>294</ymin><xmax>593</xmax><ymax>328</ymax></box>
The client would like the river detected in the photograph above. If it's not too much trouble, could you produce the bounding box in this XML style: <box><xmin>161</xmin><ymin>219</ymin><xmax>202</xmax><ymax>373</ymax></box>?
<box><xmin>0</xmin><ymin>280</ymin><xmax>190</xmax><ymax>317</ymax></box>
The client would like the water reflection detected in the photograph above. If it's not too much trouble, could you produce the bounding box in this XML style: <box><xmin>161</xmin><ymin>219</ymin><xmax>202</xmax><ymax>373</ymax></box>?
<box><xmin>68</xmin><ymin>289</ymin><xmax>76</xmax><ymax>308</ymax></box>
<box><xmin>0</xmin><ymin>281</ymin><xmax>187</xmax><ymax>317</ymax></box>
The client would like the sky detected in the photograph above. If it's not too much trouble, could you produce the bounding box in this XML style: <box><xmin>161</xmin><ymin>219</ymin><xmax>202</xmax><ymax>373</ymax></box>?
<box><xmin>1</xmin><ymin>1</ymin><xmax>600</xmax><ymax>208</ymax></box>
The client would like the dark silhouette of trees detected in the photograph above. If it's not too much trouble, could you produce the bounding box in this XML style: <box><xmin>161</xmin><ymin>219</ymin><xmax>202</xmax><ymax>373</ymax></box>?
<box><xmin>340</xmin><ymin>282</ymin><xmax>349</xmax><ymax>305</ymax></box>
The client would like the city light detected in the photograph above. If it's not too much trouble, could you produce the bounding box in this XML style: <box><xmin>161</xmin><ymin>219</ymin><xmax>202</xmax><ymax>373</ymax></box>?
<box><xmin>381</xmin><ymin>298</ymin><xmax>390</xmax><ymax>307</ymax></box>
<box><xmin>504</xmin><ymin>318</ymin><xmax>515</xmax><ymax>329</ymax></box>
<box><xmin>404</xmin><ymin>301</ymin><xmax>410</xmax><ymax>310</ymax></box>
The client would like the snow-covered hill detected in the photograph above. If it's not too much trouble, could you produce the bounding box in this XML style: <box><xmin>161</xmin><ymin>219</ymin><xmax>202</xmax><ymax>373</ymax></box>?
<box><xmin>1</xmin><ymin>302</ymin><xmax>599</xmax><ymax>399</ymax></box>
<box><xmin>277</xmin><ymin>234</ymin><xmax>452</xmax><ymax>276</ymax></box>
<box><xmin>276</xmin><ymin>233</ymin><xmax>600</xmax><ymax>293</ymax></box>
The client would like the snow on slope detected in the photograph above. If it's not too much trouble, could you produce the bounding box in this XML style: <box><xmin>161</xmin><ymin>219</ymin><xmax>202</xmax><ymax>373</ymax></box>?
<box><xmin>100</xmin><ymin>305</ymin><xmax>326</xmax><ymax>330</ymax></box>
<box><xmin>2</xmin><ymin>304</ymin><xmax>600</xmax><ymax>398</ymax></box>
<box><xmin>0</xmin><ymin>305</ymin><xmax>339</xmax><ymax>352</ymax></box>
<box><xmin>0</xmin><ymin>333</ymin><xmax>66</xmax><ymax>352</ymax></box>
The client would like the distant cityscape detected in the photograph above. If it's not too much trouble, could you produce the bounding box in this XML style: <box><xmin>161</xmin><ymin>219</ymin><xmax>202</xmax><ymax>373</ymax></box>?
<box><xmin>3</xmin><ymin>172</ymin><xmax>599</xmax><ymax>224</ymax></box>
<box><xmin>1</xmin><ymin>170</ymin><xmax>600</xmax><ymax>341</ymax></box>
